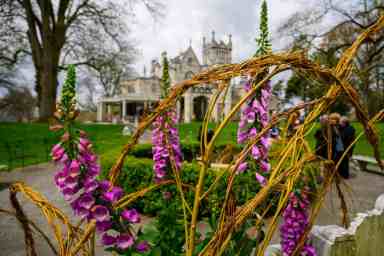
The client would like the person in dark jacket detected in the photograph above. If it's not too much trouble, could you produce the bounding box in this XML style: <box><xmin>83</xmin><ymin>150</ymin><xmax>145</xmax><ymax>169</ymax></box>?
<box><xmin>329</xmin><ymin>113</ymin><xmax>348</xmax><ymax>178</ymax></box>
<box><xmin>314</xmin><ymin>115</ymin><xmax>328</xmax><ymax>159</ymax></box>
<box><xmin>339</xmin><ymin>116</ymin><xmax>356</xmax><ymax>179</ymax></box>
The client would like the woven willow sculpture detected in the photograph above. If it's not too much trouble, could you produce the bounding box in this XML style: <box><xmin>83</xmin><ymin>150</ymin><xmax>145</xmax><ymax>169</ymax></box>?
<box><xmin>2</xmin><ymin>15</ymin><xmax>384</xmax><ymax>256</ymax></box>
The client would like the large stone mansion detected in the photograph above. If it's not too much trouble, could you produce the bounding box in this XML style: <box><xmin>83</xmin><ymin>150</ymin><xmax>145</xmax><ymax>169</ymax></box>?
<box><xmin>96</xmin><ymin>32</ymin><xmax>279</xmax><ymax>123</ymax></box>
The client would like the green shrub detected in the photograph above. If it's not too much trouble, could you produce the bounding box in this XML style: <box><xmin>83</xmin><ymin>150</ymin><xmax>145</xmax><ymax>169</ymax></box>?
<box><xmin>129</xmin><ymin>142</ymin><xmax>241</xmax><ymax>161</ymax></box>
<box><xmin>102</xmin><ymin>156</ymin><xmax>270</xmax><ymax>218</ymax></box>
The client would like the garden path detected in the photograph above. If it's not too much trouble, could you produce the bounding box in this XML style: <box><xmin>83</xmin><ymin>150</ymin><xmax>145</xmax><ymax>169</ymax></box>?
<box><xmin>0</xmin><ymin>163</ymin><xmax>109</xmax><ymax>256</ymax></box>
<box><xmin>0</xmin><ymin>163</ymin><xmax>383</xmax><ymax>254</ymax></box>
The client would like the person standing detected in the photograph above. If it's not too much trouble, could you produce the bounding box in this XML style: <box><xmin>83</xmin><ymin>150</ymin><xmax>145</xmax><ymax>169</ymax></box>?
<box><xmin>339</xmin><ymin>116</ymin><xmax>356</xmax><ymax>178</ymax></box>
<box><xmin>328</xmin><ymin>113</ymin><xmax>349</xmax><ymax>178</ymax></box>
<box><xmin>314</xmin><ymin>115</ymin><xmax>328</xmax><ymax>159</ymax></box>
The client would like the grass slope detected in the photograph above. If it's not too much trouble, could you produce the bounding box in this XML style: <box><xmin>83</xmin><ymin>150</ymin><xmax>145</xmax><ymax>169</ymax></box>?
<box><xmin>0</xmin><ymin>121</ymin><xmax>382</xmax><ymax>170</ymax></box>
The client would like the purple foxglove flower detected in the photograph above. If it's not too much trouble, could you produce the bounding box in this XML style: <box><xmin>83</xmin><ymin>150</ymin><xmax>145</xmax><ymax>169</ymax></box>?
<box><xmin>252</xmin><ymin>145</ymin><xmax>261</xmax><ymax>160</ymax></box>
<box><xmin>121</xmin><ymin>209</ymin><xmax>140</xmax><ymax>223</ymax></box>
<box><xmin>255</xmin><ymin>172</ymin><xmax>267</xmax><ymax>186</ymax></box>
<box><xmin>52</xmin><ymin>147</ymin><xmax>65</xmax><ymax>161</ymax></box>
<box><xmin>76</xmin><ymin>207</ymin><xmax>91</xmax><ymax>219</ymax></box>
<box><xmin>116</xmin><ymin>234</ymin><xmax>134</xmax><ymax>249</ymax></box>
<box><xmin>246</xmin><ymin>111</ymin><xmax>256</xmax><ymax>123</ymax></box>
<box><xmin>79</xmin><ymin>137</ymin><xmax>90</xmax><ymax>147</ymax></box>
<box><xmin>280</xmin><ymin>190</ymin><xmax>315</xmax><ymax>256</ymax></box>
<box><xmin>169</xmin><ymin>127</ymin><xmax>178</xmax><ymax>136</ymax></box>
<box><xmin>51</xmin><ymin>143</ymin><xmax>62</xmax><ymax>153</ymax></box>
<box><xmin>69</xmin><ymin>160</ymin><xmax>80</xmax><ymax>171</ymax></box>
<box><xmin>136</xmin><ymin>240</ymin><xmax>150</xmax><ymax>252</ymax></box>
<box><xmin>96</xmin><ymin>220</ymin><xmax>113</xmax><ymax>233</ymax></box>
<box><xmin>249</xmin><ymin>127</ymin><xmax>257</xmax><ymax>138</ymax></box>
<box><xmin>59</xmin><ymin>153</ymin><xmax>69</xmax><ymax>164</ymax></box>
<box><xmin>78</xmin><ymin>194</ymin><xmax>95</xmax><ymax>210</ymax></box>
<box><xmin>84</xmin><ymin>180</ymin><xmax>99</xmax><ymax>193</ymax></box>
<box><xmin>239</xmin><ymin>119</ymin><xmax>247</xmax><ymax>129</ymax></box>
<box><xmin>236</xmin><ymin>162</ymin><xmax>248</xmax><ymax>174</ymax></box>
<box><xmin>102</xmin><ymin>186</ymin><xmax>124</xmax><ymax>202</ymax></box>
<box><xmin>99</xmin><ymin>180</ymin><xmax>112</xmax><ymax>192</ymax></box>
<box><xmin>88</xmin><ymin>154</ymin><xmax>97</xmax><ymax>163</ymax></box>
<box><xmin>260</xmin><ymin>113</ymin><xmax>269</xmax><ymax>127</ymax></box>
<box><xmin>101</xmin><ymin>233</ymin><xmax>116</xmax><ymax>246</ymax></box>
<box><xmin>155</xmin><ymin>168</ymin><xmax>166</xmax><ymax>179</ymax></box>
<box><xmin>54</xmin><ymin>172</ymin><xmax>67</xmax><ymax>188</ymax></box>
<box><xmin>64</xmin><ymin>176</ymin><xmax>78</xmax><ymax>189</ymax></box>
<box><xmin>260</xmin><ymin>161</ymin><xmax>271</xmax><ymax>172</ymax></box>
<box><xmin>78</xmin><ymin>143</ymin><xmax>87</xmax><ymax>153</ymax></box>
<box><xmin>261</xmin><ymin>88</ymin><xmax>270</xmax><ymax>101</ymax></box>
<box><xmin>244</xmin><ymin>80</ymin><xmax>251</xmax><ymax>91</ymax></box>
<box><xmin>92</xmin><ymin>205</ymin><xmax>110</xmax><ymax>222</ymax></box>
<box><xmin>260</xmin><ymin>136</ymin><xmax>271</xmax><ymax>150</ymax></box>
<box><xmin>252</xmin><ymin>99</ymin><xmax>261</xmax><ymax>109</ymax></box>
<box><xmin>88</xmin><ymin>164</ymin><xmax>100</xmax><ymax>176</ymax></box>
<box><xmin>237</xmin><ymin>131</ymin><xmax>248</xmax><ymax>144</ymax></box>
<box><xmin>68</xmin><ymin>169</ymin><xmax>80</xmax><ymax>178</ymax></box>
<box><xmin>62</xmin><ymin>189</ymin><xmax>76</xmax><ymax>201</ymax></box>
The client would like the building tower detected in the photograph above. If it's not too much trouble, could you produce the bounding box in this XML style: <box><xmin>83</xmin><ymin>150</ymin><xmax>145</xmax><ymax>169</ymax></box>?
<box><xmin>202</xmin><ymin>31</ymin><xmax>232</xmax><ymax>66</ymax></box>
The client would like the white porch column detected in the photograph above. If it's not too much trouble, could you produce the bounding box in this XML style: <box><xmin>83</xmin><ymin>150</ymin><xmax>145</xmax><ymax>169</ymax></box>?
<box><xmin>122</xmin><ymin>100</ymin><xmax>127</xmax><ymax>121</ymax></box>
<box><xmin>176</xmin><ymin>101</ymin><xmax>181</xmax><ymax>123</ymax></box>
<box><xmin>184</xmin><ymin>93</ymin><xmax>192</xmax><ymax>123</ymax></box>
<box><xmin>97</xmin><ymin>102</ymin><xmax>103</xmax><ymax>122</ymax></box>
<box><xmin>107</xmin><ymin>104</ymin><xmax>112</xmax><ymax>115</ymax></box>
<box><xmin>224</xmin><ymin>84</ymin><xmax>232</xmax><ymax>117</ymax></box>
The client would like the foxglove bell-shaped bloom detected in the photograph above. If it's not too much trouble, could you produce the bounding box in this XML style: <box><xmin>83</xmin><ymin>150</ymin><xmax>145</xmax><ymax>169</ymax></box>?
<box><xmin>101</xmin><ymin>233</ymin><xmax>116</xmax><ymax>246</ymax></box>
<box><xmin>99</xmin><ymin>180</ymin><xmax>112</xmax><ymax>192</ymax></box>
<box><xmin>122</xmin><ymin>208</ymin><xmax>140</xmax><ymax>223</ymax></box>
<box><xmin>52</xmin><ymin>73</ymin><xmax>148</xmax><ymax>254</ymax></box>
<box><xmin>237</xmin><ymin>78</ymin><xmax>273</xmax><ymax>185</ymax></box>
<box><xmin>151</xmin><ymin>109</ymin><xmax>182</xmax><ymax>181</ymax></box>
<box><xmin>78</xmin><ymin>194</ymin><xmax>95</xmax><ymax>210</ymax></box>
<box><xmin>280</xmin><ymin>191</ymin><xmax>316</xmax><ymax>256</ymax></box>
<box><xmin>236</xmin><ymin>162</ymin><xmax>248</xmax><ymax>174</ymax></box>
<box><xmin>116</xmin><ymin>234</ymin><xmax>135</xmax><ymax>249</ymax></box>
<box><xmin>92</xmin><ymin>205</ymin><xmax>110</xmax><ymax>222</ymax></box>
<box><xmin>136</xmin><ymin>241</ymin><xmax>150</xmax><ymax>252</ymax></box>
<box><xmin>96</xmin><ymin>220</ymin><xmax>113</xmax><ymax>233</ymax></box>
<box><xmin>255</xmin><ymin>172</ymin><xmax>267</xmax><ymax>186</ymax></box>
<box><xmin>102</xmin><ymin>186</ymin><xmax>123</xmax><ymax>203</ymax></box>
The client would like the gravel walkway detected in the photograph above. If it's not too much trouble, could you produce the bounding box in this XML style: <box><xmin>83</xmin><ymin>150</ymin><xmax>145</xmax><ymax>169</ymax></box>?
<box><xmin>0</xmin><ymin>162</ymin><xmax>383</xmax><ymax>255</ymax></box>
<box><xmin>0</xmin><ymin>163</ymin><xmax>107</xmax><ymax>256</ymax></box>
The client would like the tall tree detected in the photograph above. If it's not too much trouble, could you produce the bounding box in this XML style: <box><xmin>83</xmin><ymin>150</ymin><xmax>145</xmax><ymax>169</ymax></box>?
<box><xmin>0</xmin><ymin>0</ymin><xmax>162</xmax><ymax>121</ymax></box>
<box><xmin>278</xmin><ymin>0</ymin><xmax>384</xmax><ymax>116</ymax></box>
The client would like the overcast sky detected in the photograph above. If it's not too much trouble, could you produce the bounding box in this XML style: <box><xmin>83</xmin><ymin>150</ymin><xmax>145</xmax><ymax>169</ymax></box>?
<box><xmin>130</xmin><ymin>0</ymin><xmax>322</xmax><ymax>74</ymax></box>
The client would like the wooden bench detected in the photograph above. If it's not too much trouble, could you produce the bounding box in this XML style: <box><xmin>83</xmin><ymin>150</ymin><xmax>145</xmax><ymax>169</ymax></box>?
<box><xmin>352</xmin><ymin>155</ymin><xmax>384</xmax><ymax>175</ymax></box>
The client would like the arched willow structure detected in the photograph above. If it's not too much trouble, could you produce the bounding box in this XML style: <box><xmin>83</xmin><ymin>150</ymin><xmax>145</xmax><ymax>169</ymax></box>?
<box><xmin>3</xmin><ymin>16</ymin><xmax>384</xmax><ymax>256</ymax></box>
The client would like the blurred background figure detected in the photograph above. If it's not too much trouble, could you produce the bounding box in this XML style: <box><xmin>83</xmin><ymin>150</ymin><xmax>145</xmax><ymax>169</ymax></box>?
<box><xmin>328</xmin><ymin>113</ymin><xmax>349</xmax><ymax>179</ymax></box>
<box><xmin>314</xmin><ymin>114</ymin><xmax>328</xmax><ymax>159</ymax></box>
<box><xmin>340</xmin><ymin>116</ymin><xmax>356</xmax><ymax>179</ymax></box>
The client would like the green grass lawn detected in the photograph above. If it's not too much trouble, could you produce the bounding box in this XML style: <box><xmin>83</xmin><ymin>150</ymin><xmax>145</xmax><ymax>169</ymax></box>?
<box><xmin>0</xmin><ymin>121</ymin><xmax>383</xmax><ymax>170</ymax></box>
<box><xmin>0</xmin><ymin>122</ymin><xmax>128</xmax><ymax>170</ymax></box>
<box><xmin>180</xmin><ymin>121</ymin><xmax>384</xmax><ymax>158</ymax></box>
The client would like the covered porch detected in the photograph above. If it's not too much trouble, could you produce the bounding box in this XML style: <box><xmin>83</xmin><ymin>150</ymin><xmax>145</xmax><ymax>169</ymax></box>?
<box><xmin>97</xmin><ymin>96</ymin><xmax>159</xmax><ymax>124</ymax></box>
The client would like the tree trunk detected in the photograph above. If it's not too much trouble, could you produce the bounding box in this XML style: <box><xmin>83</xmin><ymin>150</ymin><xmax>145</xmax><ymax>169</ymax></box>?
<box><xmin>37</xmin><ymin>51</ymin><xmax>59</xmax><ymax>122</ymax></box>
